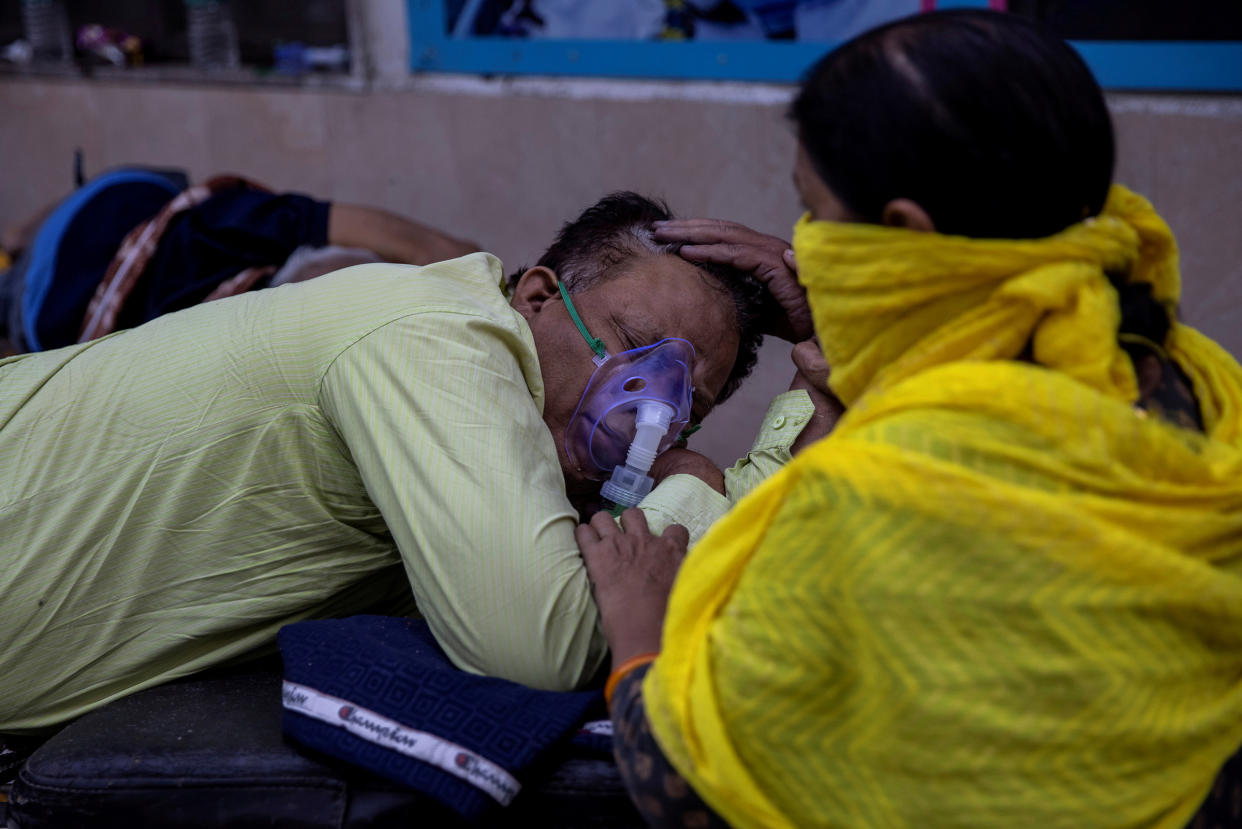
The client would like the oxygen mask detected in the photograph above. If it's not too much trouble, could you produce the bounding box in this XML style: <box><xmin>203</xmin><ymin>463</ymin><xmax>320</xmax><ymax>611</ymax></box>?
<box><xmin>556</xmin><ymin>282</ymin><xmax>696</xmax><ymax>509</ymax></box>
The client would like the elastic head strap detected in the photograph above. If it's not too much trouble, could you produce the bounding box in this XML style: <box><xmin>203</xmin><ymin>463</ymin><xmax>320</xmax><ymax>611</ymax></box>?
<box><xmin>557</xmin><ymin>280</ymin><xmax>609</xmax><ymax>364</ymax></box>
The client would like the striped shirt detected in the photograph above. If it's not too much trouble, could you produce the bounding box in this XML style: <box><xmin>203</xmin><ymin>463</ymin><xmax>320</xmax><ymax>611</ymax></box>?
<box><xmin>0</xmin><ymin>253</ymin><xmax>809</xmax><ymax>732</ymax></box>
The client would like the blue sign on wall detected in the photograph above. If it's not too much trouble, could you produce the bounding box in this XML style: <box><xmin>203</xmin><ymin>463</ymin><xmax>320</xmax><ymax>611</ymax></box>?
<box><xmin>407</xmin><ymin>0</ymin><xmax>1242</xmax><ymax>90</ymax></box>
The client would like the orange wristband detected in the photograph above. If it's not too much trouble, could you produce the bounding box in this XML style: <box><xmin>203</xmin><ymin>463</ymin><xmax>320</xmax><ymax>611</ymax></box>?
<box><xmin>604</xmin><ymin>652</ymin><xmax>660</xmax><ymax>708</ymax></box>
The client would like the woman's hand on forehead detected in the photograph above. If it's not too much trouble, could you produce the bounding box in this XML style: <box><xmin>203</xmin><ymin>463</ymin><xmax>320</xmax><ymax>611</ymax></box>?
<box><xmin>652</xmin><ymin>218</ymin><xmax>812</xmax><ymax>343</ymax></box>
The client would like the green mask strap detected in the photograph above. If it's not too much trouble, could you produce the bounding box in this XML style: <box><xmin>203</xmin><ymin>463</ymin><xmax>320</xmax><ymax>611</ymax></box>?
<box><xmin>557</xmin><ymin>280</ymin><xmax>609</xmax><ymax>365</ymax></box>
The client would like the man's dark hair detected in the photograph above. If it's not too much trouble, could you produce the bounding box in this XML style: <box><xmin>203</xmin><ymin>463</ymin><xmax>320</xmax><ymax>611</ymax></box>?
<box><xmin>791</xmin><ymin>9</ymin><xmax>1115</xmax><ymax>239</ymax></box>
<box><xmin>509</xmin><ymin>191</ymin><xmax>771</xmax><ymax>405</ymax></box>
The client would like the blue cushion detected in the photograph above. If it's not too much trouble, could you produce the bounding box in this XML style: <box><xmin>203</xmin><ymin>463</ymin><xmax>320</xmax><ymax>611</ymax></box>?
<box><xmin>279</xmin><ymin>616</ymin><xmax>604</xmax><ymax>822</ymax></box>
<box><xmin>21</xmin><ymin>169</ymin><xmax>181</xmax><ymax>351</ymax></box>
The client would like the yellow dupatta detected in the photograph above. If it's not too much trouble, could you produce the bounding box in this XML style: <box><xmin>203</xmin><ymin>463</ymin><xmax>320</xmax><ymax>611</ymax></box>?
<box><xmin>645</xmin><ymin>186</ymin><xmax>1242</xmax><ymax>828</ymax></box>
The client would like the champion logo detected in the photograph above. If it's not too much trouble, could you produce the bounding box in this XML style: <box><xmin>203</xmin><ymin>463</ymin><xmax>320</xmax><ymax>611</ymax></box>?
<box><xmin>282</xmin><ymin>681</ymin><xmax>521</xmax><ymax>804</ymax></box>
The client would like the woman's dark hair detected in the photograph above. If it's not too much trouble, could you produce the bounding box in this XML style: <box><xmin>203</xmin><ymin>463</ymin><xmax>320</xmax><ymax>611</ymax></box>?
<box><xmin>508</xmin><ymin>192</ymin><xmax>773</xmax><ymax>405</ymax></box>
<box><xmin>791</xmin><ymin>9</ymin><xmax>1115</xmax><ymax>239</ymax></box>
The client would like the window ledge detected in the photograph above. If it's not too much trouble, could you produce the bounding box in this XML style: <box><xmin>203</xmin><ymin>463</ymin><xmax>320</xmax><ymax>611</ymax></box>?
<box><xmin>0</xmin><ymin>61</ymin><xmax>366</xmax><ymax>90</ymax></box>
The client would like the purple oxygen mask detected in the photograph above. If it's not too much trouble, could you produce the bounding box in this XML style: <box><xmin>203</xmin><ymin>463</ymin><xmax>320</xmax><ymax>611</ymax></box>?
<box><xmin>564</xmin><ymin>337</ymin><xmax>695</xmax><ymax>481</ymax></box>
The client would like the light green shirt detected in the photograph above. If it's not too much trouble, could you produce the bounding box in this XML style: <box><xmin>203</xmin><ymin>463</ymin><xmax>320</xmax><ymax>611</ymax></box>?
<box><xmin>0</xmin><ymin>254</ymin><xmax>810</xmax><ymax>732</ymax></box>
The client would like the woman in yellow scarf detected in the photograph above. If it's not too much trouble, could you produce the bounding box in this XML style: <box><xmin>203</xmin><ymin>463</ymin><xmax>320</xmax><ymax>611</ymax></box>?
<box><xmin>576</xmin><ymin>8</ymin><xmax>1242</xmax><ymax>829</ymax></box>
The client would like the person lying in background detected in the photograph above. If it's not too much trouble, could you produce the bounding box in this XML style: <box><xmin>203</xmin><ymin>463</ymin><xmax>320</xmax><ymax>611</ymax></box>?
<box><xmin>579</xmin><ymin>10</ymin><xmax>1242</xmax><ymax>828</ymax></box>
<box><xmin>0</xmin><ymin>168</ymin><xmax>478</xmax><ymax>356</ymax></box>
<box><xmin>0</xmin><ymin>190</ymin><xmax>832</xmax><ymax>736</ymax></box>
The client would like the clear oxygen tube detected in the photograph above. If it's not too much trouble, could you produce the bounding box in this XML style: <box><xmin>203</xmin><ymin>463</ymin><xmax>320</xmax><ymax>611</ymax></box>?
<box><xmin>599</xmin><ymin>400</ymin><xmax>675</xmax><ymax>511</ymax></box>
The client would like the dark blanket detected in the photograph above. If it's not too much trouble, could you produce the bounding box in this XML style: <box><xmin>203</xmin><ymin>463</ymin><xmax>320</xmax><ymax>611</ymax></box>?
<box><xmin>279</xmin><ymin>616</ymin><xmax>608</xmax><ymax>822</ymax></box>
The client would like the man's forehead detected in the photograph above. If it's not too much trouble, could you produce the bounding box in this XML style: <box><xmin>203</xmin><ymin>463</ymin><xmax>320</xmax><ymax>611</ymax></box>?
<box><xmin>597</xmin><ymin>259</ymin><xmax>725</xmax><ymax>331</ymax></box>
<box><xmin>601</xmin><ymin>252</ymin><xmax>719</xmax><ymax>301</ymax></box>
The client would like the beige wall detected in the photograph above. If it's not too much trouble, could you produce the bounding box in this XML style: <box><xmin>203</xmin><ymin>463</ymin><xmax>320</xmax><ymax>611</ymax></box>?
<box><xmin>1</xmin><ymin>75</ymin><xmax>1240</xmax><ymax>463</ymax></box>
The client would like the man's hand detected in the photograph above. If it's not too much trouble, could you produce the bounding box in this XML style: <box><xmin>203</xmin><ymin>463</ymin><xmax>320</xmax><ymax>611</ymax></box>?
<box><xmin>652</xmin><ymin>218</ymin><xmax>813</xmax><ymax>342</ymax></box>
<box><xmin>649</xmin><ymin>447</ymin><xmax>724</xmax><ymax>495</ymax></box>
<box><xmin>788</xmin><ymin>338</ymin><xmax>845</xmax><ymax>454</ymax></box>
<box><xmin>576</xmin><ymin>509</ymin><xmax>688</xmax><ymax>668</ymax></box>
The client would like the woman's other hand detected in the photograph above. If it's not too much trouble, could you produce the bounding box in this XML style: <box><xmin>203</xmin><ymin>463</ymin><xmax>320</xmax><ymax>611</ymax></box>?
<box><xmin>576</xmin><ymin>509</ymin><xmax>688</xmax><ymax>667</ymax></box>
<box><xmin>789</xmin><ymin>338</ymin><xmax>845</xmax><ymax>454</ymax></box>
<box><xmin>653</xmin><ymin>218</ymin><xmax>813</xmax><ymax>342</ymax></box>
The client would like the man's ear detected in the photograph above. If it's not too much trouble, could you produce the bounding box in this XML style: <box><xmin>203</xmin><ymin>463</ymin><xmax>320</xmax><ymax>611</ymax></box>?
<box><xmin>510</xmin><ymin>266</ymin><xmax>561</xmax><ymax>321</ymax></box>
<box><xmin>881</xmin><ymin>198</ymin><xmax>936</xmax><ymax>233</ymax></box>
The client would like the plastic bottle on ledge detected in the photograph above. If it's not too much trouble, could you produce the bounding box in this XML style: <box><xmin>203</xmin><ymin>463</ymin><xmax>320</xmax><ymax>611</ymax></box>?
<box><xmin>185</xmin><ymin>0</ymin><xmax>240</xmax><ymax>71</ymax></box>
<box><xmin>21</xmin><ymin>0</ymin><xmax>72</xmax><ymax>64</ymax></box>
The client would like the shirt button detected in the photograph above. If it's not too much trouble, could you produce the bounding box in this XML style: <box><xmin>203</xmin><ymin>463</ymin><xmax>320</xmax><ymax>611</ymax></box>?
<box><xmin>772</xmin><ymin>415</ymin><xmax>787</xmax><ymax>429</ymax></box>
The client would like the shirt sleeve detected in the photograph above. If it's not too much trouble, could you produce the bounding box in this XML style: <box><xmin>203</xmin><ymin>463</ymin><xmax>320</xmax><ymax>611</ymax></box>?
<box><xmin>722</xmin><ymin>389</ymin><xmax>814</xmax><ymax>504</ymax></box>
<box><xmin>637</xmin><ymin>475</ymin><xmax>730</xmax><ymax>543</ymax></box>
<box><xmin>633</xmin><ymin>390</ymin><xmax>814</xmax><ymax>541</ymax></box>
<box><xmin>317</xmin><ymin>308</ymin><xmax>607</xmax><ymax>692</ymax></box>
<box><xmin>611</xmin><ymin>664</ymin><xmax>730</xmax><ymax>829</ymax></box>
